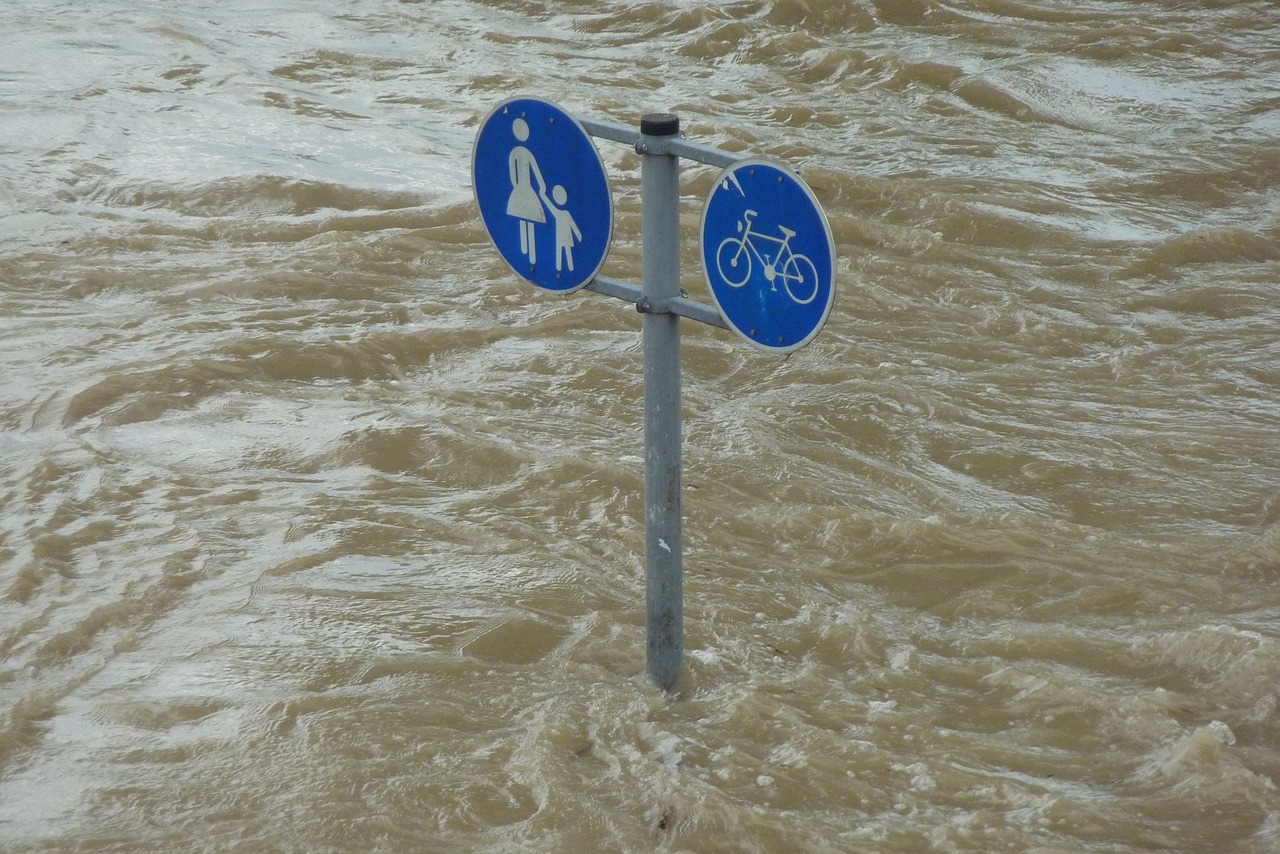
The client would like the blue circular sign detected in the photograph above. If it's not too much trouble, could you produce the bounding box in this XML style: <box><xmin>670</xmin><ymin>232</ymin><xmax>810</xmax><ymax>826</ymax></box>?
<box><xmin>472</xmin><ymin>97</ymin><xmax>613</xmax><ymax>293</ymax></box>
<box><xmin>700</xmin><ymin>158</ymin><xmax>836</xmax><ymax>352</ymax></box>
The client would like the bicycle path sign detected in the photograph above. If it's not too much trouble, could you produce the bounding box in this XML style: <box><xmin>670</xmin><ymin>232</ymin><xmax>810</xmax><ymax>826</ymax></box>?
<box><xmin>700</xmin><ymin>158</ymin><xmax>835</xmax><ymax>352</ymax></box>
<box><xmin>473</xmin><ymin>97</ymin><xmax>613</xmax><ymax>293</ymax></box>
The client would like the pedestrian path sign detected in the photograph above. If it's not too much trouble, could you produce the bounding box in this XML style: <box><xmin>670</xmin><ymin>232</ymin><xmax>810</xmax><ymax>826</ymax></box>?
<box><xmin>472</xmin><ymin>97</ymin><xmax>613</xmax><ymax>293</ymax></box>
<box><xmin>700</xmin><ymin>158</ymin><xmax>835</xmax><ymax>352</ymax></box>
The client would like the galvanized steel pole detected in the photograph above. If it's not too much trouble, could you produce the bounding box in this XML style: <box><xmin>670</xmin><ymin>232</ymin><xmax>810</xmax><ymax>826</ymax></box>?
<box><xmin>638</xmin><ymin>113</ymin><xmax>683</xmax><ymax>690</ymax></box>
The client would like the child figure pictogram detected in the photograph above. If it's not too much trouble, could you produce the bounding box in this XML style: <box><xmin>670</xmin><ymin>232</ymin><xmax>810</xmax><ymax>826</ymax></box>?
<box><xmin>541</xmin><ymin>185</ymin><xmax>582</xmax><ymax>273</ymax></box>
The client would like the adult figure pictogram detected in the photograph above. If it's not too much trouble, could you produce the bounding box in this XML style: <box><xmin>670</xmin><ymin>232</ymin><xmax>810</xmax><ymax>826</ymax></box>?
<box><xmin>506</xmin><ymin>118</ymin><xmax>548</xmax><ymax>264</ymax></box>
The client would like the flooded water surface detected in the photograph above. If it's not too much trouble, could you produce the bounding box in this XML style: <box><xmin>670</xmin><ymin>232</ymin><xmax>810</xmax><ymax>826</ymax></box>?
<box><xmin>2</xmin><ymin>0</ymin><xmax>1279</xmax><ymax>851</ymax></box>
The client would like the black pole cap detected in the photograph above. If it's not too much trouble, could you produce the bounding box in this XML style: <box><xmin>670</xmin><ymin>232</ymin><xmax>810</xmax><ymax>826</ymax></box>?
<box><xmin>640</xmin><ymin>113</ymin><xmax>680</xmax><ymax>136</ymax></box>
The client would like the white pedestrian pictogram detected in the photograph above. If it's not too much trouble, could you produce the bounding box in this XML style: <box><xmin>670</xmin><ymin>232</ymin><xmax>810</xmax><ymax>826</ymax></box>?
<box><xmin>543</xmin><ymin>185</ymin><xmax>582</xmax><ymax>272</ymax></box>
<box><xmin>506</xmin><ymin>118</ymin><xmax>547</xmax><ymax>264</ymax></box>
<box><xmin>504</xmin><ymin>118</ymin><xmax>583</xmax><ymax>272</ymax></box>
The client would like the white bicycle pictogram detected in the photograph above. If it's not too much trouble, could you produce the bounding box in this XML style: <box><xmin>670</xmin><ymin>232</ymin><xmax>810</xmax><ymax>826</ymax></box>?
<box><xmin>715</xmin><ymin>209</ymin><xmax>820</xmax><ymax>305</ymax></box>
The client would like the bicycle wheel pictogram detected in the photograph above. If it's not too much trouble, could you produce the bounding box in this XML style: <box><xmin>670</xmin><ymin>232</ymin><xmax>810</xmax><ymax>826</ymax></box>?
<box><xmin>781</xmin><ymin>253</ymin><xmax>819</xmax><ymax>305</ymax></box>
<box><xmin>715</xmin><ymin>237</ymin><xmax>752</xmax><ymax>287</ymax></box>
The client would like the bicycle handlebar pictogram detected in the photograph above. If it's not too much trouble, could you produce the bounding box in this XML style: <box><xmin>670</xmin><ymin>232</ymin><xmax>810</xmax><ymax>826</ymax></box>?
<box><xmin>714</xmin><ymin>209</ymin><xmax>820</xmax><ymax>305</ymax></box>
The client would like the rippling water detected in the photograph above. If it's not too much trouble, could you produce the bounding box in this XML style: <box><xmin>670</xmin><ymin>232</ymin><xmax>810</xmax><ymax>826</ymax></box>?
<box><xmin>2</xmin><ymin>1</ymin><xmax>1279</xmax><ymax>850</ymax></box>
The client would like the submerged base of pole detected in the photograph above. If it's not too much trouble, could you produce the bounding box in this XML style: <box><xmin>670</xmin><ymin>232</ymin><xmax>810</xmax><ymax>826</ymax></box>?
<box><xmin>640</xmin><ymin>112</ymin><xmax>684</xmax><ymax>690</ymax></box>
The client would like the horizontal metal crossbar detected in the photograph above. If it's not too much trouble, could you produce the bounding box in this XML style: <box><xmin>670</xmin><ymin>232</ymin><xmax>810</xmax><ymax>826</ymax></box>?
<box><xmin>587</xmin><ymin>275</ymin><xmax>730</xmax><ymax>330</ymax></box>
<box><xmin>577</xmin><ymin>117</ymin><xmax>741</xmax><ymax>169</ymax></box>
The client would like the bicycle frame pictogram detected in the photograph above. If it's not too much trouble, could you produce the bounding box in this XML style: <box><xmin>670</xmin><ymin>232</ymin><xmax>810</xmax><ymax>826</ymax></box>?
<box><xmin>715</xmin><ymin>209</ymin><xmax>820</xmax><ymax>305</ymax></box>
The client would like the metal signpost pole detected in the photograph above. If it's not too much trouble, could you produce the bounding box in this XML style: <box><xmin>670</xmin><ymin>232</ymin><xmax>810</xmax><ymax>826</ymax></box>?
<box><xmin>638</xmin><ymin>113</ymin><xmax>683</xmax><ymax>690</ymax></box>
